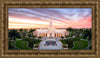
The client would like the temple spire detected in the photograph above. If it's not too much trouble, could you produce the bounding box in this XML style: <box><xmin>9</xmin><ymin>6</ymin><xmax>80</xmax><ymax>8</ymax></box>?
<box><xmin>50</xmin><ymin>16</ymin><xmax>52</xmax><ymax>26</ymax></box>
<box><xmin>49</xmin><ymin>16</ymin><xmax>53</xmax><ymax>37</ymax></box>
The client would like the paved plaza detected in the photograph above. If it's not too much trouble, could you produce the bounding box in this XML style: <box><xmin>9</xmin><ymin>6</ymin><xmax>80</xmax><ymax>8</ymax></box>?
<box><xmin>38</xmin><ymin>37</ymin><xmax>63</xmax><ymax>50</ymax></box>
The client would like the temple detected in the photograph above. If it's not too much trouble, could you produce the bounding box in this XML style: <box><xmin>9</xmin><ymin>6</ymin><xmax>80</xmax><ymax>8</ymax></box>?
<box><xmin>34</xmin><ymin>17</ymin><xmax>69</xmax><ymax>38</ymax></box>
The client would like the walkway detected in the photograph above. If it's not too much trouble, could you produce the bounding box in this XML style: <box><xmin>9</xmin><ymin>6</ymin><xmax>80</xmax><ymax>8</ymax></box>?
<box><xmin>38</xmin><ymin>37</ymin><xmax>63</xmax><ymax>50</ymax></box>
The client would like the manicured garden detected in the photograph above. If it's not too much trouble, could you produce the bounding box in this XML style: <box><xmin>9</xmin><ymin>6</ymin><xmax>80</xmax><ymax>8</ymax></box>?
<box><xmin>12</xmin><ymin>39</ymin><xmax>32</xmax><ymax>50</ymax></box>
<box><xmin>71</xmin><ymin>40</ymin><xmax>88</xmax><ymax>50</ymax></box>
<box><xmin>60</xmin><ymin>39</ymin><xmax>90</xmax><ymax>50</ymax></box>
<box><xmin>8</xmin><ymin>28</ymin><xmax>92</xmax><ymax>50</ymax></box>
<box><xmin>12</xmin><ymin>39</ymin><xmax>42</xmax><ymax>50</ymax></box>
<box><xmin>8</xmin><ymin>29</ymin><xmax>42</xmax><ymax>50</ymax></box>
<box><xmin>60</xmin><ymin>27</ymin><xmax>92</xmax><ymax>50</ymax></box>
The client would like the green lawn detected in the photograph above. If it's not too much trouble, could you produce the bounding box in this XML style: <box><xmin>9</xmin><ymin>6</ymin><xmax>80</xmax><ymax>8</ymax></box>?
<box><xmin>71</xmin><ymin>40</ymin><xmax>88</xmax><ymax>50</ymax></box>
<box><xmin>12</xmin><ymin>40</ymin><xmax>32</xmax><ymax>50</ymax></box>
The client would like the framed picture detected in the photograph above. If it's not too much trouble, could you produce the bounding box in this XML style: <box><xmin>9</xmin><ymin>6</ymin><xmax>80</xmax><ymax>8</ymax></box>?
<box><xmin>0</xmin><ymin>0</ymin><xmax>100</xmax><ymax>58</ymax></box>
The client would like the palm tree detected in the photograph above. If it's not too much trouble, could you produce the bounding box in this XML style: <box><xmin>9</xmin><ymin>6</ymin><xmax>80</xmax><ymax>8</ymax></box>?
<box><xmin>8</xmin><ymin>29</ymin><xmax>21</xmax><ymax>49</ymax></box>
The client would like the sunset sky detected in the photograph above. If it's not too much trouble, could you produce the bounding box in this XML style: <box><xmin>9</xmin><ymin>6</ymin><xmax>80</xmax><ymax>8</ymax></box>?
<box><xmin>8</xmin><ymin>8</ymin><xmax>92</xmax><ymax>29</ymax></box>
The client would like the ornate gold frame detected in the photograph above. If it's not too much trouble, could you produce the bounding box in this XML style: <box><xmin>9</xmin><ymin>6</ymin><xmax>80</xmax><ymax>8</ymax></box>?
<box><xmin>0</xmin><ymin>0</ymin><xmax>100</xmax><ymax>58</ymax></box>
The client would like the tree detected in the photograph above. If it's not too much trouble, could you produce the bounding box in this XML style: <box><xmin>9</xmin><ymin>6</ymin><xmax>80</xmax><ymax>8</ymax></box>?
<box><xmin>19</xmin><ymin>29</ymin><xmax>23</xmax><ymax>32</ymax></box>
<box><xmin>75</xmin><ymin>31</ymin><xmax>81</xmax><ymax>37</ymax></box>
<box><xmin>33</xmin><ymin>35</ymin><xmax>36</xmax><ymax>38</ymax></box>
<box><xmin>24</xmin><ymin>29</ymin><xmax>27</xmax><ymax>32</ymax></box>
<box><xmin>8</xmin><ymin>38</ymin><xmax>14</xmax><ymax>49</ymax></box>
<box><xmin>21</xmin><ymin>31</ymin><xmax>27</xmax><ymax>38</ymax></box>
<box><xmin>83</xmin><ymin>29</ymin><xmax>91</xmax><ymax>39</ymax></box>
<box><xmin>28</xmin><ymin>33</ymin><xmax>32</xmax><ymax>37</ymax></box>
<box><xmin>79</xmin><ymin>29</ymin><xmax>83</xmax><ymax>32</ymax></box>
<box><xmin>65</xmin><ymin>35</ymin><xmax>69</xmax><ymax>38</ymax></box>
<box><xmin>61</xmin><ymin>36</ymin><xmax>64</xmax><ymax>39</ymax></box>
<box><xmin>83</xmin><ymin>29</ymin><xmax>91</xmax><ymax>49</ymax></box>
<box><xmin>66</xmin><ymin>27</ymin><xmax>73</xmax><ymax>32</ymax></box>
<box><xmin>29</xmin><ymin>29</ymin><xmax>35</xmax><ymax>32</ymax></box>
<box><xmin>24</xmin><ymin>38</ymin><xmax>36</xmax><ymax>48</ymax></box>
<box><xmin>87</xmin><ymin>29</ymin><xmax>91</xmax><ymax>49</ymax></box>
<box><xmin>29</xmin><ymin>29</ymin><xmax>35</xmax><ymax>35</ymax></box>
<box><xmin>38</xmin><ymin>36</ymin><xmax>42</xmax><ymax>39</ymax></box>
<box><xmin>8</xmin><ymin>29</ymin><xmax>21</xmax><ymax>49</ymax></box>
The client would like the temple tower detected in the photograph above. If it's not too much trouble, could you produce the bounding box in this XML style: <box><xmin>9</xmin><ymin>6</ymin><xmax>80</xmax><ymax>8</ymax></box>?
<box><xmin>47</xmin><ymin>16</ymin><xmax>54</xmax><ymax>37</ymax></box>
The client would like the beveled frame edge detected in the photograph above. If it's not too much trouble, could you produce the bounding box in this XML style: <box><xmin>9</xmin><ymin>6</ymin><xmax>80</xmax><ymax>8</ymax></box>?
<box><xmin>1</xmin><ymin>1</ymin><xmax>99</xmax><ymax>56</ymax></box>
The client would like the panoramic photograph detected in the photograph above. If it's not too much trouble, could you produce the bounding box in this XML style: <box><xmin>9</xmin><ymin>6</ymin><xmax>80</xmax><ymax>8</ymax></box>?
<box><xmin>8</xmin><ymin>8</ymin><xmax>92</xmax><ymax>50</ymax></box>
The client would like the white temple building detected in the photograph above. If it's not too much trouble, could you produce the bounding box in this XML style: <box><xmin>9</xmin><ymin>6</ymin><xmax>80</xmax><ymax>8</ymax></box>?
<box><xmin>33</xmin><ymin>17</ymin><xmax>69</xmax><ymax>38</ymax></box>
